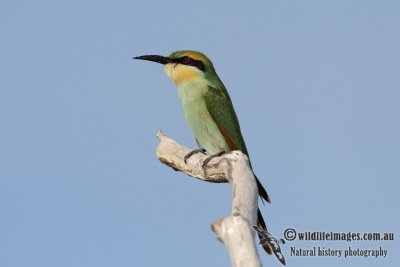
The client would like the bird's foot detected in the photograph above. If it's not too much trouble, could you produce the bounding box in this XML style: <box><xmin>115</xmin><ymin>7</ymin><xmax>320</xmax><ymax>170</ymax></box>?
<box><xmin>184</xmin><ymin>148</ymin><xmax>206</xmax><ymax>164</ymax></box>
<box><xmin>202</xmin><ymin>151</ymin><xmax>225</xmax><ymax>170</ymax></box>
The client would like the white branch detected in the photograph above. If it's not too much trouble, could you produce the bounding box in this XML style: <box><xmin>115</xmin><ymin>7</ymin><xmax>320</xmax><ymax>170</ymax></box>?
<box><xmin>156</xmin><ymin>131</ymin><xmax>262</xmax><ymax>267</ymax></box>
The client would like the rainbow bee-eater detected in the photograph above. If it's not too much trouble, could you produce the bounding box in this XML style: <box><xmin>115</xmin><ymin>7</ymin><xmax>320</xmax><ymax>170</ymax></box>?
<box><xmin>134</xmin><ymin>50</ymin><xmax>273</xmax><ymax>255</ymax></box>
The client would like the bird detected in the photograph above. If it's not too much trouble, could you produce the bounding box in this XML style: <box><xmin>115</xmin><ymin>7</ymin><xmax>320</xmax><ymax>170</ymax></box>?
<box><xmin>134</xmin><ymin>50</ymin><xmax>272</xmax><ymax>255</ymax></box>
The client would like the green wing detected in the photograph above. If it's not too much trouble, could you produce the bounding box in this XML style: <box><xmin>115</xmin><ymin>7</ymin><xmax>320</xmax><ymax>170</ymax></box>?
<box><xmin>204</xmin><ymin>85</ymin><xmax>271</xmax><ymax>204</ymax></box>
<box><xmin>203</xmin><ymin>85</ymin><xmax>248</xmax><ymax>155</ymax></box>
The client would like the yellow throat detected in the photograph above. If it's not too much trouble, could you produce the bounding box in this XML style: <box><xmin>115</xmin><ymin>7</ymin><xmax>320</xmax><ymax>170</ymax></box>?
<box><xmin>164</xmin><ymin>63</ymin><xmax>202</xmax><ymax>85</ymax></box>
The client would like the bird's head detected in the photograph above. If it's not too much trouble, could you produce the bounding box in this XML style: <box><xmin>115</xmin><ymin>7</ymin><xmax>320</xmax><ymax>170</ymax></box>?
<box><xmin>134</xmin><ymin>50</ymin><xmax>216</xmax><ymax>85</ymax></box>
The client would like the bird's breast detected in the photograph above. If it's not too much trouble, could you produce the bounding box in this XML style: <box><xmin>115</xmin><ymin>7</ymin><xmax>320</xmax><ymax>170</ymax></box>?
<box><xmin>179</xmin><ymin>95</ymin><xmax>230</xmax><ymax>154</ymax></box>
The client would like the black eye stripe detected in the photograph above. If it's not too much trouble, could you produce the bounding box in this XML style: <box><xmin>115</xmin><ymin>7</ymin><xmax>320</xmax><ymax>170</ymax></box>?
<box><xmin>177</xmin><ymin>57</ymin><xmax>206</xmax><ymax>71</ymax></box>
<box><xmin>181</xmin><ymin>56</ymin><xmax>190</xmax><ymax>64</ymax></box>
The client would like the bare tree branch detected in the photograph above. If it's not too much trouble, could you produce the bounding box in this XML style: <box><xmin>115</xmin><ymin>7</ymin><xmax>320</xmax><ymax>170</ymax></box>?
<box><xmin>156</xmin><ymin>131</ymin><xmax>262</xmax><ymax>267</ymax></box>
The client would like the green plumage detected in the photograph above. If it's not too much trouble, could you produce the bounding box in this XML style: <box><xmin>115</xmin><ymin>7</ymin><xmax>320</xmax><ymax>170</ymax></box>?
<box><xmin>135</xmin><ymin>50</ymin><xmax>272</xmax><ymax>256</ymax></box>
<box><xmin>168</xmin><ymin>51</ymin><xmax>270</xmax><ymax>204</ymax></box>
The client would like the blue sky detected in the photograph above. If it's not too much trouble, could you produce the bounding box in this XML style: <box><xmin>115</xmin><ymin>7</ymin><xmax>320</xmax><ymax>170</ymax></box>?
<box><xmin>1</xmin><ymin>0</ymin><xmax>399</xmax><ymax>266</ymax></box>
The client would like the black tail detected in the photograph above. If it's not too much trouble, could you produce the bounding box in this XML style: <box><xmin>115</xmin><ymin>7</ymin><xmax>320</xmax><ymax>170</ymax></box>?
<box><xmin>254</xmin><ymin>174</ymin><xmax>272</xmax><ymax>254</ymax></box>
<box><xmin>257</xmin><ymin>209</ymin><xmax>272</xmax><ymax>254</ymax></box>
<box><xmin>255</xmin><ymin>175</ymin><xmax>271</xmax><ymax>203</ymax></box>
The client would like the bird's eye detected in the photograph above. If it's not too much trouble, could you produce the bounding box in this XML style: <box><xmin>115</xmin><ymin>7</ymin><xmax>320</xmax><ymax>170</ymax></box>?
<box><xmin>181</xmin><ymin>56</ymin><xmax>190</xmax><ymax>64</ymax></box>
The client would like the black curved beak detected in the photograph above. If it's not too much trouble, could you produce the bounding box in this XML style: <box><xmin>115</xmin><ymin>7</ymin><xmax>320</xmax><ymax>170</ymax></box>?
<box><xmin>133</xmin><ymin>55</ymin><xmax>173</xmax><ymax>65</ymax></box>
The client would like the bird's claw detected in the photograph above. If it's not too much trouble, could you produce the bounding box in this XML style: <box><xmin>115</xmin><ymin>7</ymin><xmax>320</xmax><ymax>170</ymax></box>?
<box><xmin>201</xmin><ymin>151</ymin><xmax>225</xmax><ymax>170</ymax></box>
<box><xmin>184</xmin><ymin>149</ymin><xmax>206</xmax><ymax>164</ymax></box>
